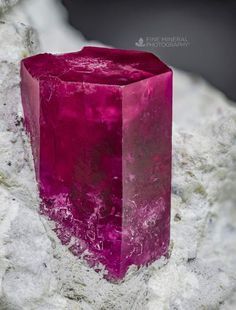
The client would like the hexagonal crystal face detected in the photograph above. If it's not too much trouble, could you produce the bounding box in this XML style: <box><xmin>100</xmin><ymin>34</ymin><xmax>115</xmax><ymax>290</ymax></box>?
<box><xmin>21</xmin><ymin>47</ymin><xmax>172</xmax><ymax>281</ymax></box>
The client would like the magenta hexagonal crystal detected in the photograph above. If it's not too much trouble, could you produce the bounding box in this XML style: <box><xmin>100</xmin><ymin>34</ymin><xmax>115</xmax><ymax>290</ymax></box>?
<box><xmin>20</xmin><ymin>47</ymin><xmax>172</xmax><ymax>281</ymax></box>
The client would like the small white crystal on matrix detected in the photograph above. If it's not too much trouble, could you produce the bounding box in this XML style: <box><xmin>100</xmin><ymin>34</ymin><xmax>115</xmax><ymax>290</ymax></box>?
<box><xmin>0</xmin><ymin>0</ymin><xmax>236</xmax><ymax>309</ymax></box>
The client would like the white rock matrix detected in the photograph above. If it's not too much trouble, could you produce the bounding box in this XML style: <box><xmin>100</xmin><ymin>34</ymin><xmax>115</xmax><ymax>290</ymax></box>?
<box><xmin>0</xmin><ymin>0</ymin><xmax>236</xmax><ymax>309</ymax></box>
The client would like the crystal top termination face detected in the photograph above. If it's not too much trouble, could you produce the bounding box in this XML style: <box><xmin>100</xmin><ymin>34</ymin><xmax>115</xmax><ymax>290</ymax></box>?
<box><xmin>20</xmin><ymin>47</ymin><xmax>172</xmax><ymax>281</ymax></box>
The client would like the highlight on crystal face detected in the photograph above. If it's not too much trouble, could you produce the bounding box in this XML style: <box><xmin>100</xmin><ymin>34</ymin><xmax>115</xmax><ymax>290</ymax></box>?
<box><xmin>20</xmin><ymin>46</ymin><xmax>173</xmax><ymax>281</ymax></box>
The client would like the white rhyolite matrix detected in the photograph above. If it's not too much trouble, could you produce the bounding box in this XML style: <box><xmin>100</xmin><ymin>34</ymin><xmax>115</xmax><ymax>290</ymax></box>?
<box><xmin>0</xmin><ymin>1</ymin><xmax>236</xmax><ymax>309</ymax></box>
<box><xmin>0</xmin><ymin>0</ymin><xmax>18</xmax><ymax>14</ymax></box>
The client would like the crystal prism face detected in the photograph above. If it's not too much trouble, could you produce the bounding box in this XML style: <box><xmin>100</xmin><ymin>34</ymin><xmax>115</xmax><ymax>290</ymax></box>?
<box><xmin>20</xmin><ymin>47</ymin><xmax>172</xmax><ymax>281</ymax></box>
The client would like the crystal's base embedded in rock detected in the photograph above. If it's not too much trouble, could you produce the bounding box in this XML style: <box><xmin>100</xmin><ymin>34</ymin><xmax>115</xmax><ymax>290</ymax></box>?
<box><xmin>20</xmin><ymin>47</ymin><xmax>172</xmax><ymax>281</ymax></box>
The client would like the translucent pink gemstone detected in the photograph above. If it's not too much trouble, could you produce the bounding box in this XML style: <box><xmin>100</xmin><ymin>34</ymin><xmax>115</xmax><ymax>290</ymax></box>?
<box><xmin>20</xmin><ymin>47</ymin><xmax>172</xmax><ymax>281</ymax></box>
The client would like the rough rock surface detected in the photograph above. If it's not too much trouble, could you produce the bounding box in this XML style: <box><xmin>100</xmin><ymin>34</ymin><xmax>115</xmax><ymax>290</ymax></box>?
<box><xmin>0</xmin><ymin>0</ymin><xmax>18</xmax><ymax>14</ymax></box>
<box><xmin>0</xmin><ymin>21</ymin><xmax>39</xmax><ymax>132</ymax></box>
<box><xmin>0</xmin><ymin>1</ymin><xmax>236</xmax><ymax>309</ymax></box>
<box><xmin>4</xmin><ymin>0</ymin><xmax>104</xmax><ymax>53</ymax></box>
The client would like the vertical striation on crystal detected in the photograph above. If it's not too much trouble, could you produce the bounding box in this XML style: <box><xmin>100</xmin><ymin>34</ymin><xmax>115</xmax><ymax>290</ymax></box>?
<box><xmin>20</xmin><ymin>47</ymin><xmax>172</xmax><ymax>281</ymax></box>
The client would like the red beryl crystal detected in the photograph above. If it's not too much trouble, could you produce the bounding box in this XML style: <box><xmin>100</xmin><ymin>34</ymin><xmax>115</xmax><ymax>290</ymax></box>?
<box><xmin>20</xmin><ymin>47</ymin><xmax>172</xmax><ymax>281</ymax></box>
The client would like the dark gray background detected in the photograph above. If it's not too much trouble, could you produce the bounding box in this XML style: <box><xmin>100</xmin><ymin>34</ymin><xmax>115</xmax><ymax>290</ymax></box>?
<box><xmin>61</xmin><ymin>0</ymin><xmax>236</xmax><ymax>101</ymax></box>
